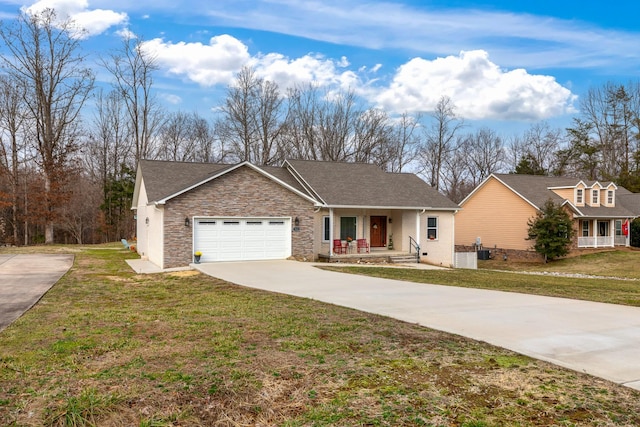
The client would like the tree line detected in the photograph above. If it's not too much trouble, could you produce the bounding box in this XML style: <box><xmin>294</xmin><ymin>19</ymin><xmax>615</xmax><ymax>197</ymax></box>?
<box><xmin>0</xmin><ymin>8</ymin><xmax>639</xmax><ymax>245</ymax></box>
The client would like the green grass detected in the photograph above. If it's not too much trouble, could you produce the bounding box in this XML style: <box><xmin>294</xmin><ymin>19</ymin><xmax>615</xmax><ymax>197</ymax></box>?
<box><xmin>1</xmin><ymin>245</ymin><xmax>640</xmax><ymax>426</ymax></box>
<box><xmin>480</xmin><ymin>249</ymin><xmax>640</xmax><ymax>279</ymax></box>
<box><xmin>320</xmin><ymin>250</ymin><xmax>640</xmax><ymax>306</ymax></box>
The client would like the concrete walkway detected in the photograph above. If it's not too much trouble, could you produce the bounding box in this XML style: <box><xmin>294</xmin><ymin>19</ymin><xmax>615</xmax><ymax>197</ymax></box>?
<box><xmin>0</xmin><ymin>254</ymin><xmax>74</xmax><ymax>332</ymax></box>
<box><xmin>195</xmin><ymin>260</ymin><xmax>640</xmax><ymax>391</ymax></box>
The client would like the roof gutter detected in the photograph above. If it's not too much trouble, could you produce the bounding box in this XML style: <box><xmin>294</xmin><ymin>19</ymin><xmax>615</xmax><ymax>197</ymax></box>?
<box><xmin>322</xmin><ymin>204</ymin><xmax>460</xmax><ymax>211</ymax></box>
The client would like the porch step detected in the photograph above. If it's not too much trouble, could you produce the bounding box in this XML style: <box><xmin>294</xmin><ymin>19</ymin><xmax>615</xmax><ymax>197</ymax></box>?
<box><xmin>389</xmin><ymin>254</ymin><xmax>419</xmax><ymax>264</ymax></box>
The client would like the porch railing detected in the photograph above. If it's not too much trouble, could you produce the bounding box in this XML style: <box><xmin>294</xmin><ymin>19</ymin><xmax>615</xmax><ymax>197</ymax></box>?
<box><xmin>577</xmin><ymin>236</ymin><xmax>615</xmax><ymax>248</ymax></box>
<box><xmin>409</xmin><ymin>236</ymin><xmax>421</xmax><ymax>263</ymax></box>
<box><xmin>614</xmin><ymin>235</ymin><xmax>627</xmax><ymax>246</ymax></box>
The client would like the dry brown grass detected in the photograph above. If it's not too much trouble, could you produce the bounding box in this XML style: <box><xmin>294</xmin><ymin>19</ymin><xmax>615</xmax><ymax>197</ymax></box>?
<box><xmin>1</xmin><ymin>244</ymin><xmax>639</xmax><ymax>426</ymax></box>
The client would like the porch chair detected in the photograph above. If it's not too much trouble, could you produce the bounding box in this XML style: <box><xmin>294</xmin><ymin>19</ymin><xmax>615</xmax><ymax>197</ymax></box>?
<box><xmin>333</xmin><ymin>239</ymin><xmax>346</xmax><ymax>254</ymax></box>
<box><xmin>357</xmin><ymin>238</ymin><xmax>370</xmax><ymax>253</ymax></box>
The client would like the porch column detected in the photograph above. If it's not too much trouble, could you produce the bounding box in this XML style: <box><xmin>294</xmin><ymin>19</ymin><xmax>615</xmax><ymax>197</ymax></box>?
<box><xmin>416</xmin><ymin>210</ymin><xmax>421</xmax><ymax>246</ymax></box>
<box><xmin>593</xmin><ymin>219</ymin><xmax>598</xmax><ymax>248</ymax></box>
<box><xmin>610</xmin><ymin>220</ymin><xmax>614</xmax><ymax>247</ymax></box>
<box><xmin>329</xmin><ymin>208</ymin><xmax>334</xmax><ymax>256</ymax></box>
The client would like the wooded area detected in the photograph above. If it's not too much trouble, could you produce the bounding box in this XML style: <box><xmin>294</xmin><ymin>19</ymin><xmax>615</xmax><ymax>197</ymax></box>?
<box><xmin>1</xmin><ymin>9</ymin><xmax>639</xmax><ymax>245</ymax></box>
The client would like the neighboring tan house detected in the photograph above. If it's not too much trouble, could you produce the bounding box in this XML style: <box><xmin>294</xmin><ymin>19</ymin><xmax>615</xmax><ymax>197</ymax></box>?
<box><xmin>456</xmin><ymin>174</ymin><xmax>640</xmax><ymax>255</ymax></box>
<box><xmin>132</xmin><ymin>159</ymin><xmax>460</xmax><ymax>269</ymax></box>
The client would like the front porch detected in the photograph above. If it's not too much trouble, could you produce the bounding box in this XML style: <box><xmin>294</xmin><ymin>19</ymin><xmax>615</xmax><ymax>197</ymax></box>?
<box><xmin>577</xmin><ymin>218</ymin><xmax>629</xmax><ymax>248</ymax></box>
<box><xmin>317</xmin><ymin>248</ymin><xmax>418</xmax><ymax>263</ymax></box>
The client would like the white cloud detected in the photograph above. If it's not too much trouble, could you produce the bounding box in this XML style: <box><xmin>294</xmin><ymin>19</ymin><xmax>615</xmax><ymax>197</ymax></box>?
<box><xmin>374</xmin><ymin>50</ymin><xmax>576</xmax><ymax>121</ymax></box>
<box><xmin>160</xmin><ymin>93</ymin><xmax>182</xmax><ymax>105</ymax></box>
<box><xmin>142</xmin><ymin>35</ymin><xmax>251</xmax><ymax>86</ymax></box>
<box><xmin>143</xmin><ymin>34</ymin><xmax>359</xmax><ymax>91</ymax></box>
<box><xmin>251</xmin><ymin>52</ymin><xmax>359</xmax><ymax>91</ymax></box>
<box><xmin>23</xmin><ymin>0</ymin><xmax>127</xmax><ymax>37</ymax></box>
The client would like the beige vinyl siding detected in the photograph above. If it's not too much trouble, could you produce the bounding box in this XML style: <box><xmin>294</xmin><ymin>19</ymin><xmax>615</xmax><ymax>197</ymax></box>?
<box><xmin>456</xmin><ymin>177</ymin><xmax>538</xmax><ymax>251</ymax></box>
<box><xmin>551</xmin><ymin>188</ymin><xmax>573</xmax><ymax>201</ymax></box>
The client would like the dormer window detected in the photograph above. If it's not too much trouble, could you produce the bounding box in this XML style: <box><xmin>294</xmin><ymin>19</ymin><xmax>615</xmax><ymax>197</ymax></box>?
<box><xmin>576</xmin><ymin>188</ymin><xmax>583</xmax><ymax>205</ymax></box>
<box><xmin>592</xmin><ymin>189</ymin><xmax>599</xmax><ymax>205</ymax></box>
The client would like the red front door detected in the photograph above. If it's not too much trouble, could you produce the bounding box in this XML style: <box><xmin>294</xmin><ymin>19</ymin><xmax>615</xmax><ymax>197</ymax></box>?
<box><xmin>370</xmin><ymin>216</ymin><xmax>387</xmax><ymax>247</ymax></box>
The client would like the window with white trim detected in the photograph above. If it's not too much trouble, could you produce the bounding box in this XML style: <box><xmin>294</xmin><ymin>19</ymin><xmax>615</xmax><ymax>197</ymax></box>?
<box><xmin>581</xmin><ymin>220</ymin><xmax>589</xmax><ymax>237</ymax></box>
<box><xmin>322</xmin><ymin>216</ymin><xmax>330</xmax><ymax>242</ymax></box>
<box><xmin>576</xmin><ymin>188</ymin><xmax>583</xmax><ymax>205</ymax></box>
<box><xmin>615</xmin><ymin>220</ymin><xmax>623</xmax><ymax>236</ymax></box>
<box><xmin>592</xmin><ymin>189</ymin><xmax>599</xmax><ymax>205</ymax></box>
<box><xmin>607</xmin><ymin>190</ymin><xmax>614</xmax><ymax>205</ymax></box>
<box><xmin>427</xmin><ymin>217</ymin><xmax>438</xmax><ymax>240</ymax></box>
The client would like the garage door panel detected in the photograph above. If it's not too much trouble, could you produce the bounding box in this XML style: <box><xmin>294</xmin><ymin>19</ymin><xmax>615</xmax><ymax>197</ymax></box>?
<box><xmin>194</xmin><ymin>217</ymin><xmax>291</xmax><ymax>262</ymax></box>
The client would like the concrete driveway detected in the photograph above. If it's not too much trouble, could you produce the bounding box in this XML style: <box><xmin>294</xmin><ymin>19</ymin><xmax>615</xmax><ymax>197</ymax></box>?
<box><xmin>0</xmin><ymin>254</ymin><xmax>74</xmax><ymax>332</ymax></box>
<box><xmin>195</xmin><ymin>260</ymin><xmax>640</xmax><ymax>391</ymax></box>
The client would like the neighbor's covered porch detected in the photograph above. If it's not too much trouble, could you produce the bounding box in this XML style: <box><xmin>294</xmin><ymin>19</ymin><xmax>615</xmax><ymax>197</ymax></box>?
<box><xmin>577</xmin><ymin>218</ymin><xmax>630</xmax><ymax>248</ymax></box>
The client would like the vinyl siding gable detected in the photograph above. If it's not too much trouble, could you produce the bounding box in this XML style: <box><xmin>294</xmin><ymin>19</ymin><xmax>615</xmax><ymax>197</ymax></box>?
<box><xmin>456</xmin><ymin>176</ymin><xmax>538</xmax><ymax>250</ymax></box>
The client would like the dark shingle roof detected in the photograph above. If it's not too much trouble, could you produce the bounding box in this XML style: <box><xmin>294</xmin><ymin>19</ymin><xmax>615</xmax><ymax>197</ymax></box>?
<box><xmin>137</xmin><ymin>159</ymin><xmax>458</xmax><ymax>210</ymax></box>
<box><xmin>492</xmin><ymin>174</ymin><xmax>639</xmax><ymax>218</ymax></box>
<box><xmin>139</xmin><ymin>160</ymin><xmax>231</xmax><ymax>202</ymax></box>
<box><xmin>286</xmin><ymin>159</ymin><xmax>459</xmax><ymax>209</ymax></box>
<box><xmin>618</xmin><ymin>193</ymin><xmax>640</xmax><ymax>214</ymax></box>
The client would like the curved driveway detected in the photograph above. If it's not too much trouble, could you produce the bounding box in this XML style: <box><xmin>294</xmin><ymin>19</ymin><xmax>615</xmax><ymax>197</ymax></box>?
<box><xmin>0</xmin><ymin>254</ymin><xmax>74</xmax><ymax>332</ymax></box>
<box><xmin>196</xmin><ymin>260</ymin><xmax>640</xmax><ymax>391</ymax></box>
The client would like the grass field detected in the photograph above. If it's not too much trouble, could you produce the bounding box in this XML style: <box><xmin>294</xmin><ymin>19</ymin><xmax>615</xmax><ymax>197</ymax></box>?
<box><xmin>1</xmin><ymin>245</ymin><xmax>639</xmax><ymax>426</ymax></box>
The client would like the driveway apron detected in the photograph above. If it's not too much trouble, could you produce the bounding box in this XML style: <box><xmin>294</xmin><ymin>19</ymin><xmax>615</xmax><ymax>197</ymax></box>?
<box><xmin>196</xmin><ymin>260</ymin><xmax>640</xmax><ymax>391</ymax></box>
<box><xmin>0</xmin><ymin>254</ymin><xmax>74</xmax><ymax>332</ymax></box>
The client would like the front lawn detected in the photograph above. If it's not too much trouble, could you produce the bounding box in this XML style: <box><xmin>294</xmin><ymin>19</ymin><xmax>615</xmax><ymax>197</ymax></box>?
<box><xmin>1</xmin><ymin>245</ymin><xmax>639</xmax><ymax>426</ymax></box>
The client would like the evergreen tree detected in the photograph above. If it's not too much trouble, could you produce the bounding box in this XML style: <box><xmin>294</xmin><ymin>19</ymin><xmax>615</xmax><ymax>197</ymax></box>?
<box><xmin>527</xmin><ymin>199</ymin><xmax>574</xmax><ymax>262</ymax></box>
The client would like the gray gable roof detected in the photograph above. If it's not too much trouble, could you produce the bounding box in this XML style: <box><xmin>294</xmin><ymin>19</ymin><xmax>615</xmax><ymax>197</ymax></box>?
<box><xmin>490</xmin><ymin>174</ymin><xmax>639</xmax><ymax>218</ymax></box>
<box><xmin>136</xmin><ymin>159</ymin><xmax>458</xmax><ymax>210</ymax></box>
<box><xmin>285</xmin><ymin>159</ymin><xmax>459</xmax><ymax>209</ymax></box>
<box><xmin>138</xmin><ymin>160</ymin><xmax>231</xmax><ymax>203</ymax></box>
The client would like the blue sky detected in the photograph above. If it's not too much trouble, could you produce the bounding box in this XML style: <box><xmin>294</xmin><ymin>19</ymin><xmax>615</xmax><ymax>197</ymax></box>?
<box><xmin>1</xmin><ymin>0</ymin><xmax>639</xmax><ymax>136</ymax></box>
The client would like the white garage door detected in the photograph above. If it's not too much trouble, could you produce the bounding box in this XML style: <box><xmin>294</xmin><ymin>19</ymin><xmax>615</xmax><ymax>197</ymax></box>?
<box><xmin>194</xmin><ymin>218</ymin><xmax>291</xmax><ymax>262</ymax></box>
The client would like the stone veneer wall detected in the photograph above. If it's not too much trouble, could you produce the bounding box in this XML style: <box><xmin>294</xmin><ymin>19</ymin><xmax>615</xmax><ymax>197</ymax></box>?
<box><xmin>163</xmin><ymin>166</ymin><xmax>315</xmax><ymax>268</ymax></box>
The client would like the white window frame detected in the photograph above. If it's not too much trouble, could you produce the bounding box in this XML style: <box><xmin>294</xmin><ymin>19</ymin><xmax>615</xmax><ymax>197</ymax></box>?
<box><xmin>581</xmin><ymin>220</ymin><xmax>589</xmax><ymax>237</ymax></box>
<box><xmin>592</xmin><ymin>189</ymin><xmax>599</xmax><ymax>206</ymax></box>
<box><xmin>322</xmin><ymin>216</ymin><xmax>330</xmax><ymax>242</ymax></box>
<box><xmin>607</xmin><ymin>189</ymin><xmax>614</xmax><ymax>206</ymax></box>
<box><xmin>427</xmin><ymin>216</ymin><xmax>438</xmax><ymax>240</ymax></box>
<box><xmin>615</xmin><ymin>219</ymin><xmax>623</xmax><ymax>236</ymax></box>
<box><xmin>575</xmin><ymin>188</ymin><xmax>583</xmax><ymax>205</ymax></box>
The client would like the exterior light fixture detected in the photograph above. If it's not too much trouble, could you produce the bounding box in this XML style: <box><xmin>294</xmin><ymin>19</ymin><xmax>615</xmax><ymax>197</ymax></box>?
<box><xmin>185</xmin><ymin>217</ymin><xmax>190</xmax><ymax>227</ymax></box>
<box><xmin>294</xmin><ymin>217</ymin><xmax>300</xmax><ymax>227</ymax></box>
<box><xmin>145</xmin><ymin>217</ymin><xmax>149</xmax><ymax>225</ymax></box>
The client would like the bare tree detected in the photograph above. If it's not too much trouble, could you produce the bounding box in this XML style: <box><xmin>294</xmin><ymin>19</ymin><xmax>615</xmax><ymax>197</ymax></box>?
<box><xmin>86</xmin><ymin>88</ymin><xmax>132</xmax><ymax>183</ymax></box>
<box><xmin>464</xmin><ymin>127</ymin><xmax>505</xmax><ymax>186</ymax></box>
<box><xmin>515</xmin><ymin>122</ymin><xmax>564</xmax><ymax>176</ymax></box>
<box><xmin>441</xmin><ymin>136</ymin><xmax>474</xmax><ymax>203</ymax></box>
<box><xmin>157</xmin><ymin>111</ymin><xmax>219</xmax><ymax>162</ymax></box>
<box><xmin>352</xmin><ymin>108</ymin><xmax>391</xmax><ymax>165</ymax></box>
<box><xmin>0</xmin><ymin>76</ymin><xmax>28</xmax><ymax>244</ymax></box>
<box><xmin>215</xmin><ymin>66</ymin><xmax>286</xmax><ymax>165</ymax></box>
<box><xmin>385</xmin><ymin>112</ymin><xmax>422</xmax><ymax>173</ymax></box>
<box><xmin>281</xmin><ymin>84</ymin><xmax>321</xmax><ymax>160</ymax></box>
<box><xmin>102</xmin><ymin>35</ymin><xmax>162</xmax><ymax>163</ymax></box>
<box><xmin>0</xmin><ymin>9</ymin><xmax>94</xmax><ymax>243</ymax></box>
<box><xmin>86</xmin><ymin>88</ymin><xmax>134</xmax><ymax>241</ymax></box>
<box><xmin>421</xmin><ymin>96</ymin><xmax>464</xmax><ymax>190</ymax></box>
